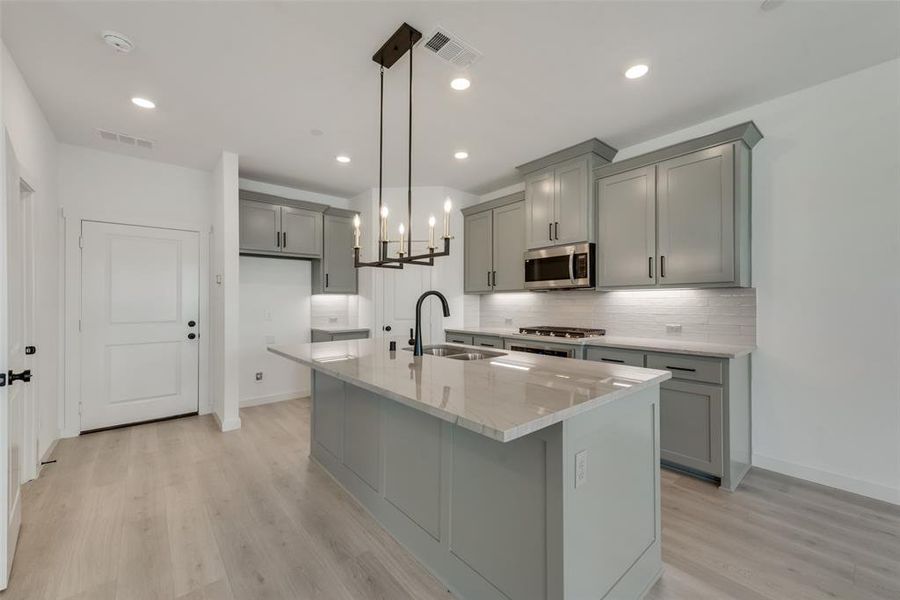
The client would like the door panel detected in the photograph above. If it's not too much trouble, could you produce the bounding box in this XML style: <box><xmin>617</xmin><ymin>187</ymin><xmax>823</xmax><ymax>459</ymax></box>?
<box><xmin>80</xmin><ymin>222</ymin><xmax>200</xmax><ymax>431</ymax></box>
<box><xmin>1</xmin><ymin>133</ymin><xmax>24</xmax><ymax>588</ymax></box>
<box><xmin>657</xmin><ymin>144</ymin><xmax>735</xmax><ymax>285</ymax></box>
<box><xmin>464</xmin><ymin>211</ymin><xmax>493</xmax><ymax>293</ymax></box>
<box><xmin>323</xmin><ymin>214</ymin><xmax>357</xmax><ymax>293</ymax></box>
<box><xmin>281</xmin><ymin>206</ymin><xmax>322</xmax><ymax>257</ymax></box>
<box><xmin>239</xmin><ymin>200</ymin><xmax>280</xmax><ymax>252</ymax></box>
<box><xmin>381</xmin><ymin>264</ymin><xmax>431</xmax><ymax>342</ymax></box>
<box><xmin>660</xmin><ymin>380</ymin><xmax>723</xmax><ymax>476</ymax></box>
<box><xmin>491</xmin><ymin>202</ymin><xmax>526</xmax><ymax>291</ymax></box>
<box><xmin>524</xmin><ymin>170</ymin><xmax>554</xmax><ymax>249</ymax></box>
<box><xmin>597</xmin><ymin>166</ymin><xmax>657</xmax><ymax>287</ymax></box>
<box><xmin>554</xmin><ymin>157</ymin><xmax>589</xmax><ymax>244</ymax></box>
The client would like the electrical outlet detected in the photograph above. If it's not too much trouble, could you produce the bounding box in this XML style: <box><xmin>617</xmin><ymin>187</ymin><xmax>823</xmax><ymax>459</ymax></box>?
<box><xmin>265</xmin><ymin>335</ymin><xmax>276</xmax><ymax>344</ymax></box>
<box><xmin>504</xmin><ymin>317</ymin><xmax>513</xmax><ymax>326</ymax></box>
<box><xmin>255</xmin><ymin>372</ymin><xmax>263</xmax><ymax>382</ymax></box>
<box><xmin>329</xmin><ymin>316</ymin><xmax>338</xmax><ymax>323</ymax></box>
<box><xmin>575</xmin><ymin>450</ymin><xmax>587</xmax><ymax>488</ymax></box>
<box><xmin>666</xmin><ymin>323</ymin><xmax>682</xmax><ymax>333</ymax></box>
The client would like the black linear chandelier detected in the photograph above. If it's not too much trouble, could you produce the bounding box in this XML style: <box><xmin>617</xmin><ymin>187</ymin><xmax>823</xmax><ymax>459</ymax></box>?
<box><xmin>353</xmin><ymin>23</ymin><xmax>453</xmax><ymax>270</ymax></box>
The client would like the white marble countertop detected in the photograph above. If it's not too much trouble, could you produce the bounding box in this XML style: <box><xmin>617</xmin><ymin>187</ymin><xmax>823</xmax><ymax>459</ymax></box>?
<box><xmin>311</xmin><ymin>326</ymin><xmax>370</xmax><ymax>333</ymax></box>
<box><xmin>269</xmin><ymin>338</ymin><xmax>670</xmax><ymax>443</ymax></box>
<box><xmin>444</xmin><ymin>327</ymin><xmax>755</xmax><ymax>358</ymax></box>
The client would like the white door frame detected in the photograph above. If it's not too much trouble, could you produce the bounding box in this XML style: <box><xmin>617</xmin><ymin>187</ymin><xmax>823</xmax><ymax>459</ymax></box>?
<box><xmin>17</xmin><ymin>180</ymin><xmax>38</xmax><ymax>483</ymax></box>
<box><xmin>62</xmin><ymin>216</ymin><xmax>211</xmax><ymax>438</ymax></box>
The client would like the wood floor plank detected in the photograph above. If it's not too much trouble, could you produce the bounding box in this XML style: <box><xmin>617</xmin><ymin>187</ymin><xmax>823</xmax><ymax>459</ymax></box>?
<box><xmin>2</xmin><ymin>398</ymin><xmax>897</xmax><ymax>600</ymax></box>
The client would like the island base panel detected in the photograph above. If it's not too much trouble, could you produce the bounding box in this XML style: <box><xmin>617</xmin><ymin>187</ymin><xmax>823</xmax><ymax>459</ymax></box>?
<box><xmin>310</xmin><ymin>371</ymin><xmax>662</xmax><ymax>600</ymax></box>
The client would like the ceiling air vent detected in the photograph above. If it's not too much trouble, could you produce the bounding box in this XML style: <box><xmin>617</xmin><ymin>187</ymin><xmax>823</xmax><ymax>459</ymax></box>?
<box><xmin>423</xmin><ymin>27</ymin><xmax>482</xmax><ymax>68</ymax></box>
<box><xmin>97</xmin><ymin>129</ymin><xmax>154</xmax><ymax>150</ymax></box>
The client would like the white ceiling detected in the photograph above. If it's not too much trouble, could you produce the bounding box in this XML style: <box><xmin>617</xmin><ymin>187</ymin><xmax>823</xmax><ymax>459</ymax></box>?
<box><xmin>3</xmin><ymin>1</ymin><xmax>899</xmax><ymax>197</ymax></box>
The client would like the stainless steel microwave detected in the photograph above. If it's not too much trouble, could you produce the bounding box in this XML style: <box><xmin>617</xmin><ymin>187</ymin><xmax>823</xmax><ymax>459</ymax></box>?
<box><xmin>524</xmin><ymin>243</ymin><xmax>595</xmax><ymax>290</ymax></box>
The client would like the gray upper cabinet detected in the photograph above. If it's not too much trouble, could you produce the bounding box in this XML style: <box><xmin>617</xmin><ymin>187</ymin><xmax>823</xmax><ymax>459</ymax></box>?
<box><xmin>463</xmin><ymin>194</ymin><xmax>526</xmax><ymax>294</ymax></box>
<box><xmin>491</xmin><ymin>201</ymin><xmax>525</xmax><ymax>291</ymax></box>
<box><xmin>593</xmin><ymin>122</ymin><xmax>760</xmax><ymax>289</ymax></box>
<box><xmin>280</xmin><ymin>205</ymin><xmax>323</xmax><ymax>257</ymax></box>
<box><xmin>239</xmin><ymin>200</ymin><xmax>281</xmax><ymax>253</ymax></box>
<box><xmin>657</xmin><ymin>145</ymin><xmax>734</xmax><ymax>286</ymax></box>
<box><xmin>596</xmin><ymin>165</ymin><xmax>657</xmax><ymax>287</ymax></box>
<box><xmin>239</xmin><ymin>190</ymin><xmax>325</xmax><ymax>259</ymax></box>
<box><xmin>519</xmin><ymin>139</ymin><xmax>617</xmax><ymax>250</ymax></box>
<box><xmin>313</xmin><ymin>209</ymin><xmax>358</xmax><ymax>294</ymax></box>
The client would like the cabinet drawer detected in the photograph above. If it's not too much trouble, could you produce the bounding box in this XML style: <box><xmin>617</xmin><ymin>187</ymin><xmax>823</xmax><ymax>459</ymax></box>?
<box><xmin>446</xmin><ymin>333</ymin><xmax>474</xmax><ymax>345</ymax></box>
<box><xmin>331</xmin><ymin>330</ymin><xmax>368</xmax><ymax>342</ymax></box>
<box><xmin>646</xmin><ymin>352</ymin><xmax>723</xmax><ymax>384</ymax></box>
<box><xmin>584</xmin><ymin>347</ymin><xmax>645</xmax><ymax>367</ymax></box>
<box><xmin>472</xmin><ymin>335</ymin><xmax>502</xmax><ymax>348</ymax></box>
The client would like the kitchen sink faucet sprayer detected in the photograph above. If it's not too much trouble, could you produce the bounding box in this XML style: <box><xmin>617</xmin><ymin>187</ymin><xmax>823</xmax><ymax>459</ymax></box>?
<box><xmin>413</xmin><ymin>290</ymin><xmax>451</xmax><ymax>356</ymax></box>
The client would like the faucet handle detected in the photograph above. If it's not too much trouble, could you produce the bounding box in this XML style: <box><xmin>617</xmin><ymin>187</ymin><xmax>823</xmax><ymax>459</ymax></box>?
<box><xmin>408</xmin><ymin>328</ymin><xmax>416</xmax><ymax>346</ymax></box>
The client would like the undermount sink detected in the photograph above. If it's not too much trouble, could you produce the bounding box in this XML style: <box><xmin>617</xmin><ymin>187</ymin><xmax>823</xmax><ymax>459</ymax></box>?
<box><xmin>403</xmin><ymin>345</ymin><xmax>506</xmax><ymax>360</ymax></box>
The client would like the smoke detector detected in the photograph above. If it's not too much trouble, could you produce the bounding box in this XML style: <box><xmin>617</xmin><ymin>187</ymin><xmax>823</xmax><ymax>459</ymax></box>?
<box><xmin>97</xmin><ymin>129</ymin><xmax>154</xmax><ymax>150</ymax></box>
<box><xmin>423</xmin><ymin>27</ymin><xmax>482</xmax><ymax>69</ymax></box>
<box><xmin>101</xmin><ymin>30</ymin><xmax>135</xmax><ymax>53</ymax></box>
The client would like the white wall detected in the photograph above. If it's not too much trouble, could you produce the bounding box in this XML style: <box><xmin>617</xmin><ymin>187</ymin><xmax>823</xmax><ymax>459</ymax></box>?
<box><xmin>57</xmin><ymin>144</ymin><xmax>213</xmax><ymax>436</ymax></box>
<box><xmin>2</xmin><ymin>42</ymin><xmax>60</xmax><ymax>469</ymax></box>
<box><xmin>611</xmin><ymin>59</ymin><xmax>900</xmax><ymax>504</ymax></box>
<box><xmin>210</xmin><ymin>152</ymin><xmax>240</xmax><ymax>430</ymax></box>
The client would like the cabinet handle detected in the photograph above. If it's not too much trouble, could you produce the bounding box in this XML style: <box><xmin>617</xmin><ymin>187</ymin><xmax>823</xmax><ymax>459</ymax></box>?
<box><xmin>601</xmin><ymin>357</ymin><xmax>625</xmax><ymax>364</ymax></box>
<box><xmin>488</xmin><ymin>271</ymin><xmax>492</xmax><ymax>287</ymax></box>
<box><xmin>276</xmin><ymin>231</ymin><xmax>281</xmax><ymax>247</ymax></box>
<box><xmin>548</xmin><ymin>222</ymin><xmax>552</xmax><ymax>241</ymax></box>
<box><xmin>660</xmin><ymin>255</ymin><xmax>666</xmax><ymax>277</ymax></box>
<box><xmin>325</xmin><ymin>273</ymin><xmax>329</xmax><ymax>288</ymax></box>
<box><xmin>554</xmin><ymin>221</ymin><xmax>559</xmax><ymax>240</ymax></box>
<box><xmin>666</xmin><ymin>365</ymin><xmax>696</xmax><ymax>373</ymax></box>
<box><xmin>282</xmin><ymin>232</ymin><xmax>287</xmax><ymax>247</ymax></box>
<box><xmin>492</xmin><ymin>271</ymin><xmax>496</xmax><ymax>286</ymax></box>
<box><xmin>648</xmin><ymin>257</ymin><xmax>654</xmax><ymax>279</ymax></box>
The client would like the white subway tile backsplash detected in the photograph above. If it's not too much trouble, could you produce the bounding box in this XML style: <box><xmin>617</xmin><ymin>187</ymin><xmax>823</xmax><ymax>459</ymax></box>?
<box><xmin>478</xmin><ymin>288</ymin><xmax>756</xmax><ymax>345</ymax></box>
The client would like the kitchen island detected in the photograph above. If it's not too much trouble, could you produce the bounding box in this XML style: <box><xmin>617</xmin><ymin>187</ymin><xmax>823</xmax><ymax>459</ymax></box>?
<box><xmin>269</xmin><ymin>339</ymin><xmax>671</xmax><ymax>600</ymax></box>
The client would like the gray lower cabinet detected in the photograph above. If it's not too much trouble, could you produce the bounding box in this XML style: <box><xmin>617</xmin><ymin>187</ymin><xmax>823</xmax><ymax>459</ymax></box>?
<box><xmin>239</xmin><ymin>191</ymin><xmax>324</xmax><ymax>259</ymax></box>
<box><xmin>472</xmin><ymin>335</ymin><xmax>502</xmax><ymax>348</ymax></box>
<box><xmin>586</xmin><ymin>345</ymin><xmax>751</xmax><ymax>491</ymax></box>
<box><xmin>463</xmin><ymin>195</ymin><xmax>526</xmax><ymax>294</ymax></box>
<box><xmin>313</xmin><ymin>209</ymin><xmax>358</xmax><ymax>294</ymax></box>
<box><xmin>445</xmin><ymin>332</ymin><xmax>474</xmax><ymax>345</ymax></box>
<box><xmin>311</xmin><ymin>328</ymin><xmax>369</xmax><ymax>343</ymax></box>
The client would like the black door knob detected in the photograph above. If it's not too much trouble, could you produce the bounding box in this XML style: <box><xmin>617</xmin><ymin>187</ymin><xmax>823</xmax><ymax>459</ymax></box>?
<box><xmin>383</xmin><ymin>325</ymin><xmax>392</xmax><ymax>332</ymax></box>
<box><xmin>188</xmin><ymin>333</ymin><xmax>196</xmax><ymax>340</ymax></box>
<box><xmin>188</xmin><ymin>320</ymin><xmax>196</xmax><ymax>327</ymax></box>
<box><xmin>25</xmin><ymin>346</ymin><xmax>36</xmax><ymax>355</ymax></box>
<box><xmin>8</xmin><ymin>370</ymin><xmax>32</xmax><ymax>384</ymax></box>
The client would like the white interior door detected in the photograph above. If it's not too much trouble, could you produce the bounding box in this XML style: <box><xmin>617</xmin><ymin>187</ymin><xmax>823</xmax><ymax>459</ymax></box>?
<box><xmin>0</xmin><ymin>131</ymin><xmax>25</xmax><ymax>589</ymax></box>
<box><xmin>80</xmin><ymin>221</ymin><xmax>200</xmax><ymax>431</ymax></box>
<box><xmin>381</xmin><ymin>265</ymin><xmax>432</xmax><ymax>344</ymax></box>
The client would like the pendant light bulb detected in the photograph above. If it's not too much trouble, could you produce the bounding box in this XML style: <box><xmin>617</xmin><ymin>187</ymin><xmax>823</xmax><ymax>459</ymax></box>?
<box><xmin>444</xmin><ymin>198</ymin><xmax>452</xmax><ymax>213</ymax></box>
<box><xmin>428</xmin><ymin>215</ymin><xmax>436</xmax><ymax>227</ymax></box>
<box><xmin>398</xmin><ymin>223</ymin><xmax>405</xmax><ymax>235</ymax></box>
<box><xmin>381</xmin><ymin>206</ymin><xmax>389</xmax><ymax>218</ymax></box>
<box><xmin>353</xmin><ymin>214</ymin><xmax>361</xmax><ymax>228</ymax></box>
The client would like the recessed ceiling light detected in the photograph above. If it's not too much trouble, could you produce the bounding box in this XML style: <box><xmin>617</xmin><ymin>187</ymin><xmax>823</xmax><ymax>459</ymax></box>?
<box><xmin>450</xmin><ymin>78</ymin><xmax>470</xmax><ymax>91</ymax></box>
<box><xmin>336</xmin><ymin>155</ymin><xmax>351</xmax><ymax>164</ymax></box>
<box><xmin>131</xmin><ymin>97</ymin><xmax>156</xmax><ymax>109</ymax></box>
<box><xmin>624</xmin><ymin>64</ymin><xmax>649</xmax><ymax>79</ymax></box>
<box><xmin>454</xmin><ymin>151</ymin><xmax>469</xmax><ymax>160</ymax></box>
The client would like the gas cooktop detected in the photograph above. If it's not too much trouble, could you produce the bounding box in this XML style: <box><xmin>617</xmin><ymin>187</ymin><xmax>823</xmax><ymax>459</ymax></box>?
<box><xmin>518</xmin><ymin>326</ymin><xmax>606</xmax><ymax>339</ymax></box>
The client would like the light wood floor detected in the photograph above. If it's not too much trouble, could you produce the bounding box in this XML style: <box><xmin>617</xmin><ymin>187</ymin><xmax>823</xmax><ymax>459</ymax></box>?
<box><xmin>2</xmin><ymin>398</ymin><xmax>897</xmax><ymax>600</ymax></box>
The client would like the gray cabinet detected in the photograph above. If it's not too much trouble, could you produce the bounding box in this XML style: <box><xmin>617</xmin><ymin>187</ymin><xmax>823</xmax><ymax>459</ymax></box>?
<box><xmin>313</xmin><ymin>209</ymin><xmax>358</xmax><ymax>294</ymax></box>
<box><xmin>446</xmin><ymin>332</ymin><xmax>474</xmax><ymax>345</ymax></box>
<box><xmin>464</xmin><ymin>211</ymin><xmax>493</xmax><ymax>293</ymax></box>
<box><xmin>584</xmin><ymin>346</ymin><xmax>645</xmax><ymax>367</ymax></box>
<box><xmin>657</xmin><ymin>145</ymin><xmax>734</xmax><ymax>285</ymax></box>
<box><xmin>239</xmin><ymin>200</ymin><xmax>280</xmax><ymax>253</ymax></box>
<box><xmin>593</xmin><ymin>122</ymin><xmax>760</xmax><ymax>289</ymax></box>
<box><xmin>239</xmin><ymin>191</ymin><xmax>324</xmax><ymax>259</ymax></box>
<box><xmin>472</xmin><ymin>334</ymin><xmax>503</xmax><ymax>348</ymax></box>
<box><xmin>311</xmin><ymin>328</ymin><xmax>369</xmax><ymax>343</ymax></box>
<box><xmin>463</xmin><ymin>195</ymin><xmax>526</xmax><ymax>294</ymax></box>
<box><xmin>596</xmin><ymin>166</ymin><xmax>657</xmax><ymax>287</ymax></box>
<box><xmin>659</xmin><ymin>380</ymin><xmax>724</xmax><ymax>477</ymax></box>
<box><xmin>518</xmin><ymin>139</ymin><xmax>618</xmax><ymax>251</ymax></box>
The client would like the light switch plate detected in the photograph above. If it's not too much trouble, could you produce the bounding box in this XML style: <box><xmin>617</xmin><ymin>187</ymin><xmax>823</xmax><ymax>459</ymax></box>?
<box><xmin>575</xmin><ymin>450</ymin><xmax>587</xmax><ymax>488</ymax></box>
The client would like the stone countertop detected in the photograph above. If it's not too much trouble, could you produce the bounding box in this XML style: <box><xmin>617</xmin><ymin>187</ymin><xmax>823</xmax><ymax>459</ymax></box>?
<box><xmin>268</xmin><ymin>338</ymin><xmax>670</xmax><ymax>443</ymax></box>
<box><xmin>444</xmin><ymin>327</ymin><xmax>755</xmax><ymax>358</ymax></box>
<box><xmin>311</xmin><ymin>326</ymin><xmax>370</xmax><ymax>333</ymax></box>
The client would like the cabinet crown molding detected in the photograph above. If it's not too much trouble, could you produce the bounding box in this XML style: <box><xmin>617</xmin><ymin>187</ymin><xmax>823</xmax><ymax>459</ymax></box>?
<box><xmin>516</xmin><ymin>138</ymin><xmax>618</xmax><ymax>175</ymax></box>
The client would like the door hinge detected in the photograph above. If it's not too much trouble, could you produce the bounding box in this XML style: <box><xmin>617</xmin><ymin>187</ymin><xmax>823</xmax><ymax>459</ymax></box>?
<box><xmin>78</xmin><ymin>401</ymin><xmax>82</xmax><ymax>416</ymax></box>
<box><xmin>78</xmin><ymin>235</ymin><xmax>84</xmax><ymax>249</ymax></box>
<box><xmin>78</xmin><ymin>319</ymin><xmax>82</xmax><ymax>332</ymax></box>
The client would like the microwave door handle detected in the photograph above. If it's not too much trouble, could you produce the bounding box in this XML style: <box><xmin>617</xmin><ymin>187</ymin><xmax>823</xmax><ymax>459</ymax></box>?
<box><xmin>569</xmin><ymin>253</ymin><xmax>575</xmax><ymax>283</ymax></box>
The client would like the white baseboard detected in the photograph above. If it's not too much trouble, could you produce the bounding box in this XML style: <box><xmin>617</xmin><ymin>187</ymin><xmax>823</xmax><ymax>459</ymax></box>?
<box><xmin>213</xmin><ymin>411</ymin><xmax>242</xmax><ymax>432</ymax></box>
<box><xmin>753</xmin><ymin>453</ymin><xmax>899</xmax><ymax>506</ymax></box>
<box><xmin>38</xmin><ymin>438</ymin><xmax>60</xmax><ymax>476</ymax></box>
<box><xmin>239</xmin><ymin>390</ymin><xmax>309</xmax><ymax>408</ymax></box>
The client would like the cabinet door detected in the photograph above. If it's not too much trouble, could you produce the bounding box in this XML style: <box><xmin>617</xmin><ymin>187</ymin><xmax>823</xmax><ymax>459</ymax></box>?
<box><xmin>659</xmin><ymin>380</ymin><xmax>723</xmax><ymax>476</ymax></box>
<box><xmin>491</xmin><ymin>201</ymin><xmax>526</xmax><ymax>291</ymax></box>
<box><xmin>524</xmin><ymin>169</ymin><xmax>555</xmax><ymax>249</ymax></box>
<box><xmin>596</xmin><ymin>166</ymin><xmax>657</xmax><ymax>287</ymax></box>
<box><xmin>281</xmin><ymin>206</ymin><xmax>323</xmax><ymax>257</ymax></box>
<box><xmin>657</xmin><ymin>144</ymin><xmax>735</xmax><ymax>285</ymax></box>
<box><xmin>322</xmin><ymin>214</ymin><xmax>358</xmax><ymax>293</ymax></box>
<box><xmin>553</xmin><ymin>157</ymin><xmax>589</xmax><ymax>245</ymax></box>
<box><xmin>239</xmin><ymin>200</ymin><xmax>281</xmax><ymax>252</ymax></box>
<box><xmin>464</xmin><ymin>211</ymin><xmax>494</xmax><ymax>293</ymax></box>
